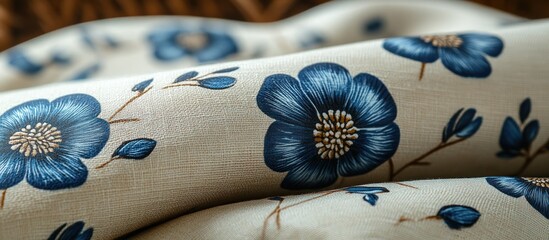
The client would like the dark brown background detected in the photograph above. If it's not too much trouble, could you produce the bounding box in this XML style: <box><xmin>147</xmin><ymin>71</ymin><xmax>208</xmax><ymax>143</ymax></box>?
<box><xmin>0</xmin><ymin>0</ymin><xmax>547</xmax><ymax>50</ymax></box>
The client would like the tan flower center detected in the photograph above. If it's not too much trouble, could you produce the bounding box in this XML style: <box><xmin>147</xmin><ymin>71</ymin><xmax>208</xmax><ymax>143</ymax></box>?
<box><xmin>421</xmin><ymin>35</ymin><xmax>463</xmax><ymax>48</ymax></box>
<box><xmin>523</xmin><ymin>177</ymin><xmax>549</xmax><ymax>188</ymax></box>
<box><xmin>313</xmin><ymin>110</ymin><xmax>358</xmax><ymax>160</ymax></box>
<box><xmin>178</xmin><ymin>34</ymin><xmax>208</xmax><ymax>51</ymax></box>
<box><xmin>9</xmin><ymin>123</ymin><xmax>62</xmax><ymax>157</ymax></box>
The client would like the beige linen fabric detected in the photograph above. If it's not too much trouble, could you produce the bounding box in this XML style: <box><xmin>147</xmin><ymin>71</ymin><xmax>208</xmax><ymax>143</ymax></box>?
<box><xmin>0</xmin><ymin>1</ymin><xmax>547</xmax><ymax>239</ymax></box>
<box><xmin>133</xmin><ymin>178</ymin><xmax>549</xmax><ymax>240</ymax></box>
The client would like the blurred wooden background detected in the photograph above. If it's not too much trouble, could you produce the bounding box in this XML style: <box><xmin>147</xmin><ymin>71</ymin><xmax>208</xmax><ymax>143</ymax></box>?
<box><xmin>0</xmin><ymin>0</ymin><xmax>547</xmax><ymax>51</ymax></box>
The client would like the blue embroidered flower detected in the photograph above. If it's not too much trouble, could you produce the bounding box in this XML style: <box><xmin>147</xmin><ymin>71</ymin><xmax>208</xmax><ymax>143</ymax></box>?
<box><xmin>383</xmin><ymin>33</ymin><xmax>503</xmax><ymax>79</ymax></box>
<box><xmin>345</xmin><ymin>186</ymin><xmax>389</xmax><ymax>206</ymax></box>
<box><xmin>8</xmin><ymin>49</ymin><xmax>71</xmax><ymax>75</ymax></box>
<box><xmin>486</xmin><ymin>177</ymin><xmax>549</xmax><ymax>219</ymax></box>
<box><xmin>0</xmin><ymin>94</ymin><xmax>109</xmax><ymax>190</ymax></box>
<box><xmin>48</xmin><ymin>221</ymin><xmax>93</xmax><ymax>240</ymax></box>
<box><xmin>147</xmin><ymin>25</ymin><xmax>239</xmax><ymax>62</ymax></box>
<box><xmin>257</xmin><ymin>62</ymin><xmax>400</xmax><ymax>189</ymax></box>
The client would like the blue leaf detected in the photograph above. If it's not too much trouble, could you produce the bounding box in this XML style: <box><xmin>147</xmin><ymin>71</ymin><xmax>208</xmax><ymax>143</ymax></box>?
<box><xmin>198</xmin><ymin>76</ymin><xmax>236</xmax><ymax>89</ymax></box>
<box><xmin>104</xmin><ymin>35</ymin><xmax>119</xmax><ymax>48</ymax></box>
<box><xmin>519</xmin><ymin>98</ymin><xmax>531</xmax><ymax>124</ymax></box>
<box><xmin>132</xmin><ymin>79</ymin><xmax>153</xmax><ymax>92</ymax></box>
<box><xmin>50</xmin><ymin>51</ymin><xmax>71</xmax><ymax>65</ymax></box>
<box><xmin>69</xmin><ymin>63</ymin><xmax>100</xmax><ymax>81</ymax></box>
<box><xmin>455</xmin><ymin>117</ymin><xmax>482</xmax><ymax>138</ymax></box>
<box><xmin>7</xmin><ymin>49</ymin><xmax>43</xmax><ymax>75</ymax></box>
<box><xmin>48</xmin><ymin>223</ymin><xmax>67</xmax><ymax>240</ymax></box>
<box><xmin>454</xmin><ymin>108</ymin><xmax>477</xmax><ymax>132</ymax></box>
<box><xmin>442</xmin><ymin>108</ymin><xmax>464</xmax><ymax>142</ymax></box>
<box><xmin>437</xmin><ymin>205</ymin><xmax>481</xmax><ymax>229</ymax></box>
<box><xmin>268</xmin><ymin>196</ymin><xmax>284</xmax><ymax>201</ymax></box>
<box><xmin>211</xmin><ymin>66</ymin><xmax>239</xmax><ymax>74</ymax></box>
<box><xmin>364</xmin><ymin>17</ymin><xmax>384</xmax><ymax>33</ymax></box>
<box><xmin>522</xmin><ymin>120</ymin><xmax>539</xmax><ymax>148</ymax></box>
<box><xmin>58</xmin><ymin>221</ymin><xmax>85</xmax><ymax>240</ymax></box>
<box><xmin>174</xmin><ymin>71</ymin><xmax>199</xmax><ymax>83</ymax></box>
<box><xmin>498</xmin><ymin>117</ymin><xmax>523</xmax><ymax>152</ymax></box>
<box><xmin>112</xmin><ymin>138</ymin><xmax>157</xmax><ymax>159</ymax></box>
<box><xmin>345</xmin><ymin>186</ymin><xmax>389</xmax><ymax>194</ymax></box>
<box><xmin>362</xmin><ymin>194</ymin><xmax>379</xmax><ymax>206</ymax></box>
<box><xmin>496</xmin><ymin>150</ymin><xmax>521</xmax><ymax>159</ymax></box>
<box><xmin>78</xmin><ymin>228</ymin><xmax>94</xmax><ymax>240</ymax></box>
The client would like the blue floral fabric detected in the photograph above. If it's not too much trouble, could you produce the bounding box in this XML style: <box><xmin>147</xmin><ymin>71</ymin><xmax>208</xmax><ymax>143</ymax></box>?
<box><xmin>383</xmin><ymin>33</ymin><xmax>503</xmax><ymax>78</ymax></box>
<box><xmin>257</xmin><ymin>62</ymin><xmax>400</xmax><ymax>189</ymax></box>
<box><xmin>0</xmin><ymin>94</ymin><xmax>109</xmax><ymax>190</ymax></box>
<box><xmin>486</xmin><ymin>177</ymin><xmax>549</xmax><ymax>219</ymax></box>
<box><xmin>148</xmin><ymin>25</ymin><xmax>239</xmax><ymax>62</ymax></box>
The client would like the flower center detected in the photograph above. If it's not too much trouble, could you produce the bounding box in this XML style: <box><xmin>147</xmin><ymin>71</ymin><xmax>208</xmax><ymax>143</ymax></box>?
<box><xmin>421</xmin><ymin>35</ymin><xmax>463</xmax><ymax>48</ymax></box>
<box><xmin>313</xmin><ymin>110</ymin><xmax>358</xmax><ymax>160</ymax></box>
<box><xmin>9</xmin><ymin>123</ymin><xmax>62</xmax><ymax>157</ymax></box>
<box><xmin>523</xmin><ymin>177</ymin><xmax>549</xmax><ymax>188</ymax></box>
<box><xmin>178</xmin><ymin>33</ymin><xmax>208</xmax><ymax>51</ymax></box>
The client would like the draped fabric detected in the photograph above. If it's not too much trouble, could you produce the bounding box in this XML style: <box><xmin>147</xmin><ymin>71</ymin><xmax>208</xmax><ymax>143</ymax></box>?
<box><xmin>0</xmin><ymin>1</ymin><xmax>547</xmax><ymax>239</ymax></box>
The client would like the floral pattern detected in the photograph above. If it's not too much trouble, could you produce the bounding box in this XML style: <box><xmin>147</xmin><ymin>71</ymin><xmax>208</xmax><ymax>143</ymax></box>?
<box><xmin>8</xmin><ymin>48</ymin><xmax>71</xmax><ymax>75</ymax></box>
<box><xmin>0</xmin><ymin>94</ymin><xmax>109</xmax><ymax>191</ymax></box>
<box><xmin>257</xmin><ymin>62</ymin><xmax>400</xmax><ymax>189</ymax></box>
<box><xmin>497</xmin><ymin>98</ymin><xmax>548</xmax><ymax>175</ymax></box>
<box><xmin>398</xmin><ymin>204</ymin><xmax>481</xmax><ymax>230</ymax></box>
<box><xmin>148</xmin><ymin>25</ymin><xmax>239</xmax><ymax>62</ymax></box>
<box><xmin>486</xmin><ymin>177</ymin><xmax>549</xmax><ymax>219</ymax></box>
<box><xmin>390</xmin><ymin>108</ymin><xmax>482</xmax><ymax>180</ymax></box>
<box><xmin>383</xmin><ymin>33</ymin><xmax>503</xmax><ymax>80</ymax></box>
<box><xmin>48</xmin><ymin>221</ymin><xmax>93</xmax><ymax>240</ymax></box>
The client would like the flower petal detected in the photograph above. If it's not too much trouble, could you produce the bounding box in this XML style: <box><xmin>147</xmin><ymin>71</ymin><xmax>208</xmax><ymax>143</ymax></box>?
<box><xmin>439</xmin><ymin>47</ymin><xmax>492</xmax><ymax>78</ymax></box>
<box><xmin>337</xmin><ymin>123</ymin><xmax>399</xmax><ymax>176</ymax></box>
<box><xmin>50</xmin><ymin>94</ymin><xmax>102</xmax><ymax>123</ymax></box>
<box><xmin>257</xmin><ymin>74</ymin><xmax>317</xmax><ymax>127</ymax></box>
<box><xmin>459</xmin><ymin>33</ymin><xmax>504</xmax><ymax>57</ymax></box>
<box><xmin>454</xmin><ymin>108</ymin><xmax>476</xmax><ymax>132</ymax></box>
<box><xmin>281</xmin><ymin>155</ymin><xmax>338</xmax><ymax>190</ymax></box>
<box><xmin>154</xmin><ymin>43</ymin><xmax>187</xmax><ymax>61</ymax></box>
<box><xmin>0</xmin><ymin>99</ymin><xmax>50</xmax><ymax>137</ymax></box>
<box><xmin>346</xmin><ymin>73</ymin><xmax>397</xmax><ymax>128</ymax></box>
<box><xmin>26</xmin><ymin>154</ymin><xmax>88</xmax><ymax>190</ymax></box>
<box><xmin>7</xmin><ymin>49</ymin><xmax>43</xmax><ymax>75</ymax></box>
<box><xmin>298</xmin><ymin>62</ymin><xmax>352</xmax><ymax>113</ymax></box>
<box><xmin>78</xmin><ymin>228</ymin><xmax>94</xmax><ymax>240</ymax></box>
<box><xmin>61</xmin><ymin>118</ymin><xmax>110</xmax><ymax>159</ymax></box>
<box><xmin>47</xmin><ymin>223</ymin><xmax>66</xmax><ymax>240</ymax></box>
<box><xmin>0</xmin><ymin>152</ymin><xmax>26</xmax><ymax>189</ymax></box>
<box><xmin>382</xmin><ymin>37</ymin><xmax>439</xmax><ymax>62</ymax></box>
<box><xmin>524</xmin><ymin>186</ymin><xmax>549</xmax><ymax>219</ymax></box>
<box><xmin>264</xmin><ymin>121</ymin><xmax>317</xmax><ymax>172</ymax></box>
<box><xmin>486</xmin><ymin>177</ymin><xmax>528</xmax><ymax>198</ymax></box>
<box><xmin>498</xmin><ymin>117</ymin><xmax>523</xmax><ymax>151</ymax></box>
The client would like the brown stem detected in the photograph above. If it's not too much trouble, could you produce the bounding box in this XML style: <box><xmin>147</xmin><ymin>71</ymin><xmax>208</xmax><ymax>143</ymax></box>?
<box><xmin>391</xmin><ymin>138</ymin><xmax>466</xmax><ymax>180</ymax></box>
<box><xmin>261</xmin><ymin>200</ymin><xmax>283</xmax><ymax>240</ymax></box>
<box><xmin>515</xmin><ymin>141</ymin><xmax>548</xmax><ymax>176</ymax></box>
<box><xmin>0</xmin><ymin>189</ymin><xmax>5</xmax><ymax>209</ymax></box>
<box><xmin>279</xmin><ymin>190</ymin><xmax>340</xmax><ymax>211</ymax></box>
<box><xmin>95</xmin><ymin>156</ymin><xmax>120</xmax><ymax>169</ymax></box>
<box><xmin>422</xmin><ymin>215</ymin><xmax>442</xmax><ymax>221</ymax></box>
<box><xmin>162</xmin><ymin>81</ymin><xmax>200</xmax><ymax>89</ymax></box>
<box><xmin>394</xmin><ymin>182</ymin><xmax>419</xmax><ymax>189</ymax></box>
<box><xmin>108</xmin><ymin>118</ymin><xmax>140</xmax><ymax>124</ymax></box>
<box><xmin>419</xmin><ymin>62</ymin><xmax>426</xmax><ymax>81</ymax></box>
<box><xmin>108</xmin><ymin>87</ymin><xmax>152</xmax><ymax>122</ymax></box>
